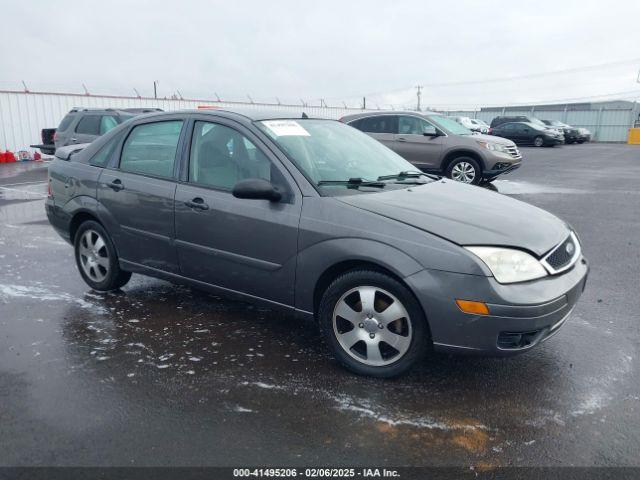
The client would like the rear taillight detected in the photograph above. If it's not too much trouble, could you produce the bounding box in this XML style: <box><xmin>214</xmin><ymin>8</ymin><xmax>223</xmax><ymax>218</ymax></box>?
<box><xmin>53</xmin><ymin>132</ymin><xmax>58</xmax><ymax>142</ymax></box>
<box><xmin>488</xmin><ymin>128</ymin><xmax>493</xmax><ymax>134</ymax></box>
<box><xmin>48</xmin><ymin>178</ymin><xmax>53</xmax><ymax>198</ymax></box>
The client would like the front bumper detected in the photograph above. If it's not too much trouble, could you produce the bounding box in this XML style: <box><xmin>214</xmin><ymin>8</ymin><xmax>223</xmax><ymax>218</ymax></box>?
<box><xmin>483</xmin><ymin>161</ymin><xmax>521</xmax><ymax>180</ymax></box>
<box><xmin>545</xmin><ymin>136</ymin><xmax>565</xmax><ymax>145</ymax></box>
<box><xmin>405</xmin><ymin>255</ymin><xmax>589</xmax><ymax>355</ymax></box>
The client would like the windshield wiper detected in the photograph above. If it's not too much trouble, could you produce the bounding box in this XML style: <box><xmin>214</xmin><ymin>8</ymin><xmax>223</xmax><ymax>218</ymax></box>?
<box><xmin>377</xmin><ymin>170</ymin><xmax>439</xmax><ymax>181</ymax></box>
<box><xmin>317</xmin><ymin>177</ymin><xmax>386</xmax><ymax>188</ymax></box>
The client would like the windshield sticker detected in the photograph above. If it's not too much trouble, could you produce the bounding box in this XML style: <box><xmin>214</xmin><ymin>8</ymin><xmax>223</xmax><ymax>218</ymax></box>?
<box><xmin>262</xmin><ymin>120</ymin><xmax>310</xmax><ymax>137</ymax></box>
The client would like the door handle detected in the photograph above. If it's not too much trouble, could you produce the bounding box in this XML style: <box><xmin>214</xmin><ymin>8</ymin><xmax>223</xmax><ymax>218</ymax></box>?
<box><xmin>397</xmin><ymin>137</ymin><xmax>407</xmax><ymax>142</ymax></box>
<box><xmin>71</xmin><ymin>138</ymin><xmax>78</xmax><ymax>142</ymax></box>
<box><xmin>107</xmin><ymin>179</ymin><xmax>124</xmax><ymax>191</ymax></box>
<box><xmin>185</xmin><ymin>197</ymin><xmax>209</xmax><ymax>211</ymax></box>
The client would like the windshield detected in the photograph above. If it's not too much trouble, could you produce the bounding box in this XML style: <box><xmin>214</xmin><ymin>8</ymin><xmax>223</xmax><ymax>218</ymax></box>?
<box><xmin>427</xmin><ymin>115</ymin><xmax>473</xmax><ymax>135</ymax></box>
<box><xmin>530</xmin><ymin>118</ymin><xmax>547</xmax><ymax>127</ymax></box>
<box><xmin>256</xmin><ymin>119</ymin><xmax>417</xmax><ymax>191</ymax></box>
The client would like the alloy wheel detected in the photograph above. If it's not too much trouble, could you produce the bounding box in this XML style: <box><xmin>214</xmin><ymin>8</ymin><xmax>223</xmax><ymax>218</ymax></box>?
<box><xmin>332</xmin><ymin>286</ymin><xmax>412</xmax><ymax>367</ymax></box>
<box><xmin>451</xmin><ymin>161</ymin><xmax>476</xmax><ymax>183</ymax></box>
<box><xmin>78</xmin><ymin>229</ymin><xmax>110</xmax><ymax>283</ymax></box>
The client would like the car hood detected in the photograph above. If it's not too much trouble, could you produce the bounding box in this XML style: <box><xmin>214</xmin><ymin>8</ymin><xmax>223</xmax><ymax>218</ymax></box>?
<box><xmin>336</xmin><ymin>180</ymin><xmax>569</xmax><ymax>257</ymax></box>
<box><xmin>470</xmin><ymin>133</ymin><xmax>515</xmax><ymax>146</ymax></box>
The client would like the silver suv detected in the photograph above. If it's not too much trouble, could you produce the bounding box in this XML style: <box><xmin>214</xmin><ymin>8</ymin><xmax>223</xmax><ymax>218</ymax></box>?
<box><xmin>341</xmin><ymin>111</ymin><xmax>522</xmax><ymax>184</ymax></box>
<box><xmin>53</xmin><ymin>108</ymin><xmax>162</xmax><ymax>150</ymax></box>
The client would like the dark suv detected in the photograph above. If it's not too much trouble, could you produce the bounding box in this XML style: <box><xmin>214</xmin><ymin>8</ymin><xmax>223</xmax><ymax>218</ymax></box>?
<box><xmin>53</xmin><ymin>108</ymin><xmax>162</xmax><ymax>150</ymax></box>
<box><xmin>491</xmin><ymin>122</ymin><xmax>565</xmax><ymax>147</ymax></box>
<box><xmin>46</xmin><ymin>109</ymin><xmax>587</xmax><ymax>377</ymax></box>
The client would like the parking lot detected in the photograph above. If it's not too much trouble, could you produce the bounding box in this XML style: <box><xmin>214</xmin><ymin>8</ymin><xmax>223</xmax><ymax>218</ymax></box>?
<box><xmin>0</xmin><ymin>143</ymin><xmax>638</xmax><ymax>468</ymax></box>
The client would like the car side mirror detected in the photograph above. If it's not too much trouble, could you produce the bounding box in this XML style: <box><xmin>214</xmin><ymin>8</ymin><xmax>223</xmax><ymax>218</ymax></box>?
<box><xmin>232</xmin><ymin>178</ymin><xmax>281</xmax><ymax>202</ymax></box>
<box><xmin>422</xmin><ymin>127</ymin><xmax>439</xmax><ymax>137</ymax></box>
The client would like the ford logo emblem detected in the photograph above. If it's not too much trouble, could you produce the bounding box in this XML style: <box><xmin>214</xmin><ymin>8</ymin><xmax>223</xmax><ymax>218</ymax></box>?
<box><xmin>565</xmin><ymin>242</ymin><xmax>575</xmax><ymax>255</ymax></box>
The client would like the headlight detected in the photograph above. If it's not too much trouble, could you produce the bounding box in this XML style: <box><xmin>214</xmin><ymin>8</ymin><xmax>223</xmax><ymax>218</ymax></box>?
<box><xmin>476</xmin><ymin>140</ymin><xmax>509</xmax><ymax>153</ymax></box>
<box><xmin>465</xmin><ymin>247</ymin><xmax>547</xmax><ymax>284</ymax></box>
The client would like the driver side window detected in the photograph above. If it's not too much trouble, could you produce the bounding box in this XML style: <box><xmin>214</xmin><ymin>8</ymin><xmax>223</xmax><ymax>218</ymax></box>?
<box><xmin>189</xmin><ymin>121</ymin><xmax>272</xmax><ymax>190</ymax></box>
<box><xmin>398</xmin><ymin>116</ymin><xmax>433</xmax><ymax>135</ymax></box>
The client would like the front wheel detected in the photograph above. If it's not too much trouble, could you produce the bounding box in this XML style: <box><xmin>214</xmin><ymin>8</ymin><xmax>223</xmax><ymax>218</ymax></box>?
<box><xmin>318</xmin><ymin>270</ymin><xmax>429</xmax><ymax>377</ymax></box>
<box><xmin>74</xmin><ymin>220</ymin><xmax>131</xmax><ymax>291</ymax></box>
<box><xmin>533</xmin><ymin>136</ymin><xmax>544</xmax><ymax>147</ymax></box>
<box><xmin>446</xmin><ymin>157</ymin><xmax>481</xmax><ymax>185</ymax></box>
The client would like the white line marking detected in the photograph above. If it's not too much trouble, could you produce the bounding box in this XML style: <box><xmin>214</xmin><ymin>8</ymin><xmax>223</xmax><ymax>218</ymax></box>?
<box><xmin>0</xmin><ymin>181</ymin><xmax>47</xmax><ymax>187</ymax></box>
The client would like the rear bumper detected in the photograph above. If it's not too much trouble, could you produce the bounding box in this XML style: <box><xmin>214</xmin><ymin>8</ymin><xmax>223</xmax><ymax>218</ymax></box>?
<box><xmin>30</xmin><ymin>144</ymin><xmax>56</xmax><ymax>155</ymax></box>
<box><xmin>405</xmin><ymin>255</ymin><xmax>589</xmax><ymax>355</ymax></box>
<box><xmin>45</xmin><ymin>198</ymin><xmax>72</xmax><ymax>244</ymax></box>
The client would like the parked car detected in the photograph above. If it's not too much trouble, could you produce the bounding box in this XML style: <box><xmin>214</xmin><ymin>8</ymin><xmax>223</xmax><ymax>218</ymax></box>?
<box><xmin>453</xmin><ymin>116</ymin><xmax>489</xmax><ymax>134</ymax></box>
<box><xmin>576</xmin><ymin>128</ymin><xmax>592</xmax><ymax>143</ymax></box>
<box><xmin>541</xmin><ymin>120</ymin><xmax>583</xmax><ymax>144</ymax></box>
<box><xmin>491</xmin><ymin>121</ymin><xmax>564</xmax><ymax>147</ymax></box>
<box><xmin>491</xmin><ymin>115</ymin><xmax>564</xmax><ymax>136</ymax></box>
<box><xmin>33</xmin><ymin>108</ymin><xmax>163</xmax><ymax>155</ymax></box>
<box><xmin>341</xmin><ymin>111</ymin><xmax>522</xmax><ymax>185</ymax></box>
<box><xmin>46</xmin><ymin>109</ymin><xmax>588</xmax><ymax>377</ymax></box>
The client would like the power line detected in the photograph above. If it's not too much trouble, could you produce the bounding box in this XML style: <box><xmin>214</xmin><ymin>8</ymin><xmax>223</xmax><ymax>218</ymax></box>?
<box><xmin>324</xmin><ymin>57</ymin><xmax>640</xmax><ymax>102</ymax></box>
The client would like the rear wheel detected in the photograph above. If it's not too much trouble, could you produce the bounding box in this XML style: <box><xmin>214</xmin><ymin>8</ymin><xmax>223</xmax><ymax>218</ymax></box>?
<box><xmin>74</xmin><ymin>220</ymin><xmax>131</xmax><ymax>291</ymax></box>
<box><xmin>319</xmin><ymin>270</ymin><xmax>429</xmax><ymax>377</ymax></box>
<box><xmin>533</xmin><ymin>136</ymin><xmax>544</xmax><ymax>147</ymax></box>
<box><xmin>446</xmin><ymin>156</ymin><xmax>481</xmax><ymax>185</ymax></box>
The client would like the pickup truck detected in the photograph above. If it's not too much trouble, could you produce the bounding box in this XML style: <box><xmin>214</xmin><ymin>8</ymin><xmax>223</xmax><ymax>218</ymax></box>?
<box><xmin>30</xmin><ymin>128</ymin><xmax>57</xmax><ymax>156</ymax></box>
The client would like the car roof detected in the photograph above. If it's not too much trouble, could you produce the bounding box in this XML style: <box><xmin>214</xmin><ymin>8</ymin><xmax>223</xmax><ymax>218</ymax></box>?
<box><xmin>126</xmin><ymin>108</ymin><xmax>331</xmax><ymax>122</ymax></box>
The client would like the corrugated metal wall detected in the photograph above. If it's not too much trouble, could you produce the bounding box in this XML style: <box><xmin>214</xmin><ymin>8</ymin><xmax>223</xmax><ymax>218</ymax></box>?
<box><xmin>1</xmin><ymin>90</ymin><xmax>638</xmax><ymax>151</ymax></box>
<box><xmin>0</xmin><ymin>90</ymin><xmax>363</xmax><ymax>152</ymax></box>
<box><xmin>443</xmin><ymin>106</ymin><xmax>638</xmax><ymax>142</ymax></box>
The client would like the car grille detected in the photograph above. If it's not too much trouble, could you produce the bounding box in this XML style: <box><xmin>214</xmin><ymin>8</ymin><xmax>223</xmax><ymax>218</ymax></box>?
<box><xmin>505</xmin><ymin>145</ymin><xmax>522</xmax><ymax>159</ymax></box>
<box><xmin>541</xmin><ymin>232</ymin><xmax>581</xmax><ymax>274</ymax></box>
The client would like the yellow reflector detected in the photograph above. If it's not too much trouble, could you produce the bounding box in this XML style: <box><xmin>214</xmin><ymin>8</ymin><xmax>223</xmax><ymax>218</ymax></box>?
<box><xmin>455</xmin><ymin>299</ymin><xmax>490</xmax><ymax>315</ymax></box>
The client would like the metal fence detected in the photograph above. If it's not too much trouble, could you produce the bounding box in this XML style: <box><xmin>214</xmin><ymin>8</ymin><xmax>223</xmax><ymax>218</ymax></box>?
<box><xmin>1</xmin><ymin>90</ymin><xmax>639</xmax><ymax>152</ymax></box>
<box><xmin>0</xmin><ymin>90</ymin><xmax>363</xmax><ymax>153</ymax></box>
<box><xmin>442</xmin><ymin>106</ymin><xmax>639</xmax><ymax>142</ymax></box>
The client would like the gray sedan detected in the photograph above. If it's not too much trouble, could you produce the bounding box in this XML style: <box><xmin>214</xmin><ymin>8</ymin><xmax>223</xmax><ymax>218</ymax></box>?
<box><xmin>46</xmin><ymin>109</ymin><xmax>588</xmax><ymax>377</ymax></box>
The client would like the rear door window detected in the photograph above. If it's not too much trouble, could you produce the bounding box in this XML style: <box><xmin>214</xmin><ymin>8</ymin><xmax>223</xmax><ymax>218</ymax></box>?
<box><xmin>75</xmin><ymin>115</ymin><xmax>101</xmax><ymax>135</ymax></box>
<box><xmin>119</xmin><ymin>120</ymin><xmax>183</xmax><ymax>179</ymax></box>
<box><xmin>100</xmin><ymin>115</ymin><xmax>119</xmax><ymax>134</ymax></box>
<box><xmin>57</xmin><ymin>114</ymin><xmax>76</xmax><ymax>132</ymax></box>
<box><xmin>90</xmin><ymin>134</ymin><xmax>122</xmax><ymax>167</ymax></box>
<box><xmin>360</xmin><ymin>116</ymin><xmax>398</xmax><ymax>134</ymax></box>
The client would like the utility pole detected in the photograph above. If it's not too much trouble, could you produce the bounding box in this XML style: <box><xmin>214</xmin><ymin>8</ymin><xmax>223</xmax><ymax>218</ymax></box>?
<box><xmin>415</xmin><ymin>85</ymin><xmax>423</xmax><ymax>111</ymax></box>
<box><xmin>362</xmin><ymin>97</ymin><xmax>366</xmax><ymax>110</ymax></box>
<box><xmin>153</xmin><ymin>81</ymin><xmax>158</xmax><ymax>99</ymax></box>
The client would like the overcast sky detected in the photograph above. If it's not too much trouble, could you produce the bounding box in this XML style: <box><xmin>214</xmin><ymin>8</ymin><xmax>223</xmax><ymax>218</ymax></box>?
<box><xmin>2</xmin><ymin>0</ymin><xmax>640</xmax><ymax>109</ymax></box>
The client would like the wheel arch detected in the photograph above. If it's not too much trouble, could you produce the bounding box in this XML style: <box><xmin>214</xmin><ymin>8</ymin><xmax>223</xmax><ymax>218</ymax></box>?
<box><xmin>312</xmin><ymin>260</ymin><xmax>408</xmax><ymax>316</ymax></box>
<box><xmin>69</xmin><ymin>210</ymin><xmax>103</xmax><ymax>244</ymax></box>
<box><xmin>442</xmin><ymin>149</ymin><xmax>485</xmax><ymax>173</ymax></box>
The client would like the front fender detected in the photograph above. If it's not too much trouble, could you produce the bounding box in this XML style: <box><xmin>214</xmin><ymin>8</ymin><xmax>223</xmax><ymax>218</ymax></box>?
<box><xmin>294</xmin><ymin>237</ymin><xmax>424</xmax><ymax>313</ymax></box>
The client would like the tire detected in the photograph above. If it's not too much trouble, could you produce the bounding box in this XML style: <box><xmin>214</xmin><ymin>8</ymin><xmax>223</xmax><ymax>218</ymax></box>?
<box><xmin>446</xmin><ymin>156</ymin><xmax>481</xmax><ymax>185</ymax></box>
<box><xmin>318</xmin><ymin>270</ymin><xmax>430</xmax><ymax>378</ymax></box>
<box><xmin>577</xmin><ymin>139</ymin><xmax>585</xmax><ymax>144</ymax></box>
<box><xmin>74</xmin><ymin>220</ymin><xmax>131</xmax><ymax>291</ymax></box>
<box><xmin>533</xmin><ymin>136</ymin><xmax>544</xmax><ymax>147</ymax></box>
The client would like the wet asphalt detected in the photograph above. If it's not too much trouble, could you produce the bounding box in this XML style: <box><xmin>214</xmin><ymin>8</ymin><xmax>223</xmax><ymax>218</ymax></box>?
<box><xmin>0</xmin><ymin>144</ymin><xmax>639</xmax><ymax>469</ymax></box>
